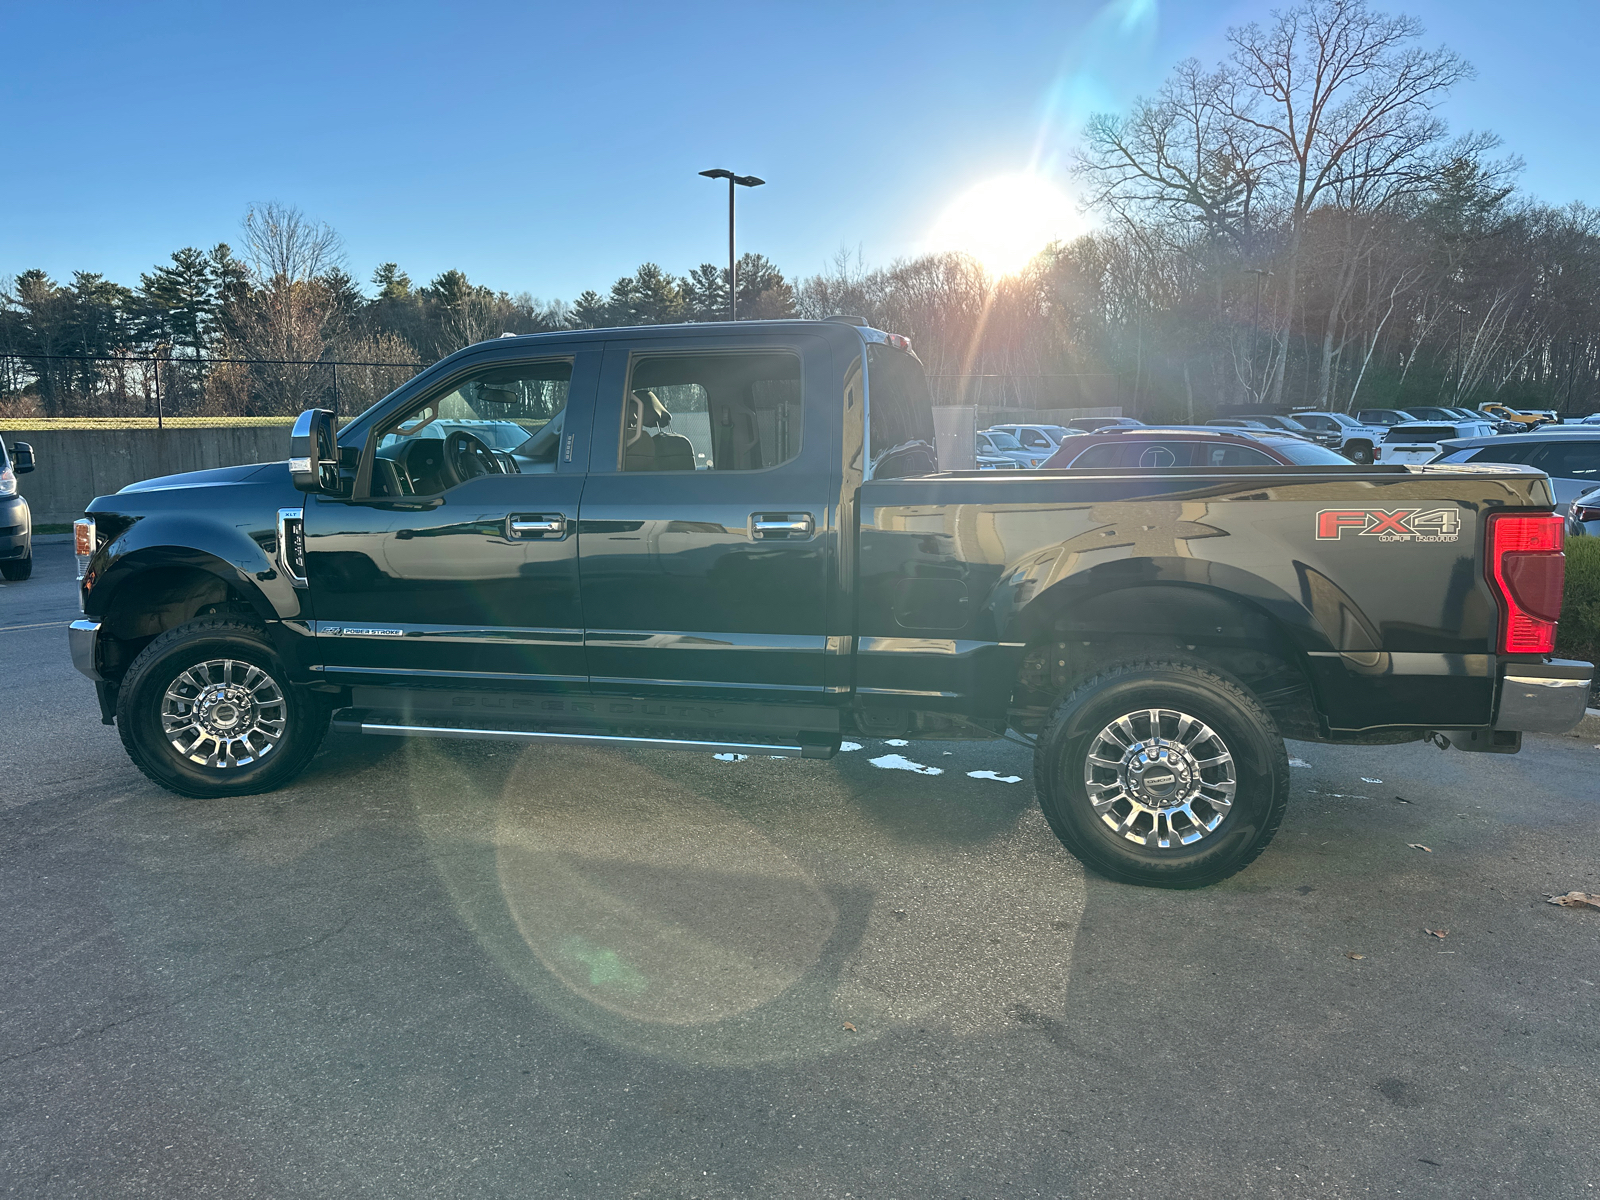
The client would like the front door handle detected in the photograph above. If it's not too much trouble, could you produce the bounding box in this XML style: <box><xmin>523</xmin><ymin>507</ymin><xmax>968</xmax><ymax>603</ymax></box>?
<box><xmin>750</xmin><ymin>513</ymin><xmax>815</xmax><ymax>540</ymax></box>
<box><xmin>507</xmin><ymin>513</ymin><xmax>568</xmax><ymax>540</ymax></box>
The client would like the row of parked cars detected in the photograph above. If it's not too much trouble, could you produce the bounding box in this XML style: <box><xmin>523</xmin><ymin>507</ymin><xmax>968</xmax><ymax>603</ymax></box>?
<box><xmin>974</xmin><ymin>405</ymin><xmax>1600</xmax><ymax>537</ymax></box>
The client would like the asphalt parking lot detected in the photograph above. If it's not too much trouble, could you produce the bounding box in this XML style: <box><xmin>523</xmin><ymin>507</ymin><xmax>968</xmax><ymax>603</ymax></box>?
<box><xmin>3</xmin><ymin>539</ymin><xmax>1598</xmax><ymax>1199</ymax></box>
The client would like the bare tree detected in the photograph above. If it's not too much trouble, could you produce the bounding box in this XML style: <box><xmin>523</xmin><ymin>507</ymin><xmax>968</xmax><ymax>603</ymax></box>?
<box><xmin>229</xmin><ymin>203</ymin><xmax>346</xmax><ymax>413</ymax></box>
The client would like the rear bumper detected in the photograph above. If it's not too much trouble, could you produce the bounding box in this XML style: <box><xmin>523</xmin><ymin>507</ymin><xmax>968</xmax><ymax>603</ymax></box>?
<box><xmin>1494</xmin><ymin>659</ymin><xmax>1593</xmax><ymax>733</ymax></box>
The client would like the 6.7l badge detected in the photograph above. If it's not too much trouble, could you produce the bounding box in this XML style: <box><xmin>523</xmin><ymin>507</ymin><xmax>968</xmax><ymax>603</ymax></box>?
<box><xmin>1315</xmin><ymin>508</ymin><xmax>1462</xmax><ymax>543</ymax></box>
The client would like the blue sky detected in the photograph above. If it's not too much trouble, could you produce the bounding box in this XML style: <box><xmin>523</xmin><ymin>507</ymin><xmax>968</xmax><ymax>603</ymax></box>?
<box><xmin>1</xmin><ymin>0</ymin><xmax>1595</xmax><ymax>302</ymax></box>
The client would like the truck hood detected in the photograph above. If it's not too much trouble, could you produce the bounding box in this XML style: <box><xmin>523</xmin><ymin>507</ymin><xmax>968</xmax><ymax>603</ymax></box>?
<box><xmin>118</xmin><ymin>461</ymin><xmax>283</xmax><ymax>493</ymax></box>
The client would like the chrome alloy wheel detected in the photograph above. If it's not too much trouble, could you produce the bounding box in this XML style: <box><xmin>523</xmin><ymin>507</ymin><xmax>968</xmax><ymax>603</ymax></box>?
<box><xmin>160</xmin><ymin>658</ymin><xmax>287</xmax><ymax>768</ymax></box>
<box><xmin>1082</xmin><ymin>708</ymin><xmax>1237</xmax><ymax>848</ymax></box>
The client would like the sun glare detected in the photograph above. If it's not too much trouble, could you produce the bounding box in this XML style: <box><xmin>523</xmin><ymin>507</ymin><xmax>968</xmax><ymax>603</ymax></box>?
<box><xmin>928</xmin><ymin>174</ymin><xmax>1082</xmax><ymax>277</ymax></box>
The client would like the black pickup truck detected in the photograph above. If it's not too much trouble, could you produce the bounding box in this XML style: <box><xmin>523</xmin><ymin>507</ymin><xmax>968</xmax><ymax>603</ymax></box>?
<box><xmin>68</xmin><ymin>319</ymin><xmax>1591</xmax><ymax>887</ymax></box>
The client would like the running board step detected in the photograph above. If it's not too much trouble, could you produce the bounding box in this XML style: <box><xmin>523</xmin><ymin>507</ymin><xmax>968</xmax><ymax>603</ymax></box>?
<box><xmin>331</xmin><ymin>710</ymin><xmax>837</xmax><ymax>759</ymax></box>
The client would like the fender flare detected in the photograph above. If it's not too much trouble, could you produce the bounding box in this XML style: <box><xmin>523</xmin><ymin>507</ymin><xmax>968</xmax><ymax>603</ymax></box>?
<box><xmin>86</xmin><ymin>513</ymin><xmax>302</xmax><ymax>629</ymax></box>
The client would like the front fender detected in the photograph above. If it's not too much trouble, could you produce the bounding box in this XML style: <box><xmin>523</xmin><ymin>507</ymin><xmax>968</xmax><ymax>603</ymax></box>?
<box><xmin>84</xmin><ymin>511</ymin><xmax>300</xmax><ymax>626</ymax></box>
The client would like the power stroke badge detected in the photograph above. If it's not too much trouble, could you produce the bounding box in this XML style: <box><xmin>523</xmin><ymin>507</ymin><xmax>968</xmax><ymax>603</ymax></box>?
<box><xmin>1316</xmin><ymin>508</ymin><xmax>1462</xmax><ymax>543</ymax></box>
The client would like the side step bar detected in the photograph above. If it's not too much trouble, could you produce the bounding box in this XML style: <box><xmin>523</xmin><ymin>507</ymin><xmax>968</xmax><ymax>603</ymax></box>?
<box><xmin>332</xmin><ymin>712</ymin><xmax>836</xmax><ymax>759</ymax></box>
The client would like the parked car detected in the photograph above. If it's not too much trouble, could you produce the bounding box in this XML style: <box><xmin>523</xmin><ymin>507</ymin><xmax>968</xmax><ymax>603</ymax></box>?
<box><xmin>1044</xmin><ymin>425</ymin><xmax>1356</xmax><ymax>468</ymax></box>
<box><xmin>1477</xmin><ymin>402</ymin><xmax>1552</xmax><ymax>429</ymax></box>
<box><xmin>1286</xmin><ymin>411</ymin><xmax>1388</xmax><ymax>464</ymax></box>
<box><xmin>978</xmin><ymin>427</ymin><xmax>1053</xmax><ymax>468</ymax></box>
<box><xmin>0</xmin><ymin>433</ymin><xmax>37</xmax><ymax>581</ymax></box>
<box><xmin>972</xmin><ymin>430</ymin><xmax>1025</xmax><ymax>470</ymax></box>
<box><xmin>1207</xmin><ymin>414</ymin><xmax>1341</xmax><ymax>448</ymax></box>
<box><xmin>1354</xmin><ymin>408</ymin><xmax>1412</xmax><ymax>427</ymax></box>
<box><xmin>68</xmin><ymin>319</ymin><xmax>1590</xmax><ymax>890</ymax></box>
<box><xmin>979</xmin><ymin>419</ymin><xmax>1081</xmax><ymax>464</ymax></box>
<box><xmin>1430</xmin><ymin>429</ymin><xmax>1600</xmax><ymax>515</ymax></box>
<box><xmin>1565</xmin><ymin>484</ymin><xmax>1600</xmax><ymax>537</ymax></box>
<box><xmin>1065</xmin><ymin>416</ymin><xmax>1143</xmax><ymax>432</ymax></box>
<box><xmin>1377</xmin><ymin>420</ymin><xmax>1499</xmax><ymax>465</ymax></box>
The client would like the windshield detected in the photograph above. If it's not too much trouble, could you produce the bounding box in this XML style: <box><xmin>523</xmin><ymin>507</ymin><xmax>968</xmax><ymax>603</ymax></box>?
<box><xmin>985</xmin><ymin>431</ymin><xmax>1023</xmax><ymax>450</ymax></box>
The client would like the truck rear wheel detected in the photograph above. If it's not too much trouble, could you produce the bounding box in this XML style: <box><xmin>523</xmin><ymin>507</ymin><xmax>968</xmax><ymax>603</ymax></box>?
<box><xmin>1346</xmin><ymin>441</ymin><xmax>1375</xmax><ymax>465</ymax></box>
<box><xmin>116</xmin><ymin>617</ymin><xmax>330</xmax><ymax>798</ymax></box>
<box><xmin>1032</xmin><ymin>658</ymin><xmax>1289</xmax><ymax>888</ymax></box>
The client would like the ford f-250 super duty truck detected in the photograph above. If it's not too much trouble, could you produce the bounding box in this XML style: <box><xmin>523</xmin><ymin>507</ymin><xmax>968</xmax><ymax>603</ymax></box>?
<box><xmin>68</xmin><ymin>318</ymin><xmax>1592</xmax><ymax>887</ymax></box>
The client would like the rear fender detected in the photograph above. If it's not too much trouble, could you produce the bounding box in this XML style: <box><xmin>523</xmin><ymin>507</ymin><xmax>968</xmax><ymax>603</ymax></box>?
<box><xmin>999</xmin><ymin>555</ymin><xmax>1340</xmax><ymax>655</ymax></box>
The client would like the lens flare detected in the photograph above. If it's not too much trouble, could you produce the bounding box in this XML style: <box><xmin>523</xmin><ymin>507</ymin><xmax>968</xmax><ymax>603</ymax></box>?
<box><xmin>928</xmin><ymin>174</ymin><xmax>1084</xmax><ymax>277</ymax></box>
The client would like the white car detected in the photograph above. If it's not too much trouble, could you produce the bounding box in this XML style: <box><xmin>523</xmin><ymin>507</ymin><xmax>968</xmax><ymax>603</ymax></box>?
<box><xmin>979</xmin><ymin>426</ymin><xmax>1060</xmax><ymax>468</ymax></box>
<box><xmin>1377</xmin><ymin>420</ymin><xmax>1499</xmax><ymax>464</ymax></box>
<box><xmin>1289</xmin><ymin>411</ymin><xmax>1389</xmax><ymax>465</ymax></box>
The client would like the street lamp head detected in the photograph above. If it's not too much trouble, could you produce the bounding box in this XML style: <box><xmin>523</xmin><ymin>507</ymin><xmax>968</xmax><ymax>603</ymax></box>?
<box><xmin>733</xmin><ymin>174</ymin><xmax>765</xmax><ymax>188</ymax></box>
<box><xmin>699</xmin><ymin>168</ymin><xmax>734</xmax><ymax>180</ymax></box>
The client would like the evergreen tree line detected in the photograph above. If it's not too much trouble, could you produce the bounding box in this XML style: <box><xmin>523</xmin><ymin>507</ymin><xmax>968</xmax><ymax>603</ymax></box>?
<box><xmin>0</xmin><ymin>203</ymin><xmax>800</xmax><ymax>419</ymax></box>
<box><xmin>4</xmin><ymin>0</ymin><xmax>1598</xmax><ymax>421</ymax></box>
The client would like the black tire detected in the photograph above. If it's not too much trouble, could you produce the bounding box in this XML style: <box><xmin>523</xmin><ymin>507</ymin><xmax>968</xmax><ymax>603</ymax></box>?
<box><xmin>1033</xmin><ymin>658</ymin><xmax>1290</xmax><ymax>888</ymax></box>
<box><xmin>115</xmin><ymin>616</ymin><xmax>330</xmax><ymax>798</ymax></box>
<box><xmin>1346</xmin><ymin>442</ymin><xmax>1375</xmax><ymax>465</ymax></box>
<box><xmin>0</xmin><ymin>552</ymin><xmax>31</xmax><ymax>581</ymax></box>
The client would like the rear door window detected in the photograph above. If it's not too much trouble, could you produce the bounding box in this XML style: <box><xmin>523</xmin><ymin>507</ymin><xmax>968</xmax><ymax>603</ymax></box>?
<box><xmin>1017</xmin><ymin>428</ymin><xmax>1054</xmax><ymax>450</ymax></box>
<box><xmin>1200</xmin><ymin>442</ymin><xmax>1277</xmax><ymax>466</ymax></box>
<box><xmin>1131</xmin><ymin>441</ymin><xmax>1194</xmax><ymax>467</ymax></box>
<box><xmin>1528</xmin><ymin>440</ymin><xmax>1600</xmax><ymax>482</ymax></box>
<box><xmin>621</xmin><ymin>351</ymin><xmax>800</xmax><ymax>472</ymax></box>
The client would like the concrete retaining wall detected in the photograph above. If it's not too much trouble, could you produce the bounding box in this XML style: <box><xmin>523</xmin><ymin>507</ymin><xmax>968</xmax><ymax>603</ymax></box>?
<box><xmin>7</xmin><ymin>426</ymin><xmax>291</xmax><ymax>525</ymax></box>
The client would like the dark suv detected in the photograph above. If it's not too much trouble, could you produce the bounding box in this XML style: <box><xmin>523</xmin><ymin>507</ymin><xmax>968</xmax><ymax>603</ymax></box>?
<box><xmin>0</xmin><ymin>433</ymin><xmax>37</xmax><ymax>581</ymax></box>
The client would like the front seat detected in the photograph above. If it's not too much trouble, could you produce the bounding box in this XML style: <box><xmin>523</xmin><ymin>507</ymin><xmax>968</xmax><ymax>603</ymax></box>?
<box><xmin>624</xmin><ymin>391</ymin><xmax>697</xmax><ymax>471</ymax></box>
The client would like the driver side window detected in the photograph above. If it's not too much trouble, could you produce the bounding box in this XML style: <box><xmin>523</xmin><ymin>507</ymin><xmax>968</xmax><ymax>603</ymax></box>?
<box><xmin>371</xmin><ymin>360</ymin><xmax>572</xmax><ymax>496</ymax></box>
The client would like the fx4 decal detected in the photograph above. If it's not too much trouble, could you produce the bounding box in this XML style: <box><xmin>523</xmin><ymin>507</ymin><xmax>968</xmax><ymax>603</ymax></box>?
<box><xmin>1315</xmin><ymin>508</ymin><xmax>1461</xmax><ymax>543</ymax></box>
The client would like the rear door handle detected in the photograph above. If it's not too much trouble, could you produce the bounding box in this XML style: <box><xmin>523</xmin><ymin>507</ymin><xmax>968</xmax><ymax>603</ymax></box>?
<box><xmin>507</xmin><ymin>513</ymin><xmax>568</xmax><ymax>540</ymax></box>
<box><xmin>750</xmin><ymin>513</ymin><xmax>815</xmax><ymax>540</ymax></box>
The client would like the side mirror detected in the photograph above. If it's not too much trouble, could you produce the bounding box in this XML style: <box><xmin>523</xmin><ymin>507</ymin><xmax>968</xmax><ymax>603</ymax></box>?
<box><xmin>289</xmin><ymin>409</ymin><xmax>340</xmax><ymax>494</ymax></box>
<box><xmin>9</xmin><ymin>441</ymin><xmax>34</xmax><ymax>474</ymax></box>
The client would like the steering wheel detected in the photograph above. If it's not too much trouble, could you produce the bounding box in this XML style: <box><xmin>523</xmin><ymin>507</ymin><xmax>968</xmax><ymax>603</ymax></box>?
<box><xmin>442</xmin><ymin>430</ymin><xmax>504</xmax><ymax>487</ymax></box>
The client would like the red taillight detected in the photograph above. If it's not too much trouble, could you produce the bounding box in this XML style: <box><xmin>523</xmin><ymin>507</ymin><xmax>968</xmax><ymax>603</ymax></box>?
<box><xmin>885</xmin><ymin>333</ymin><xmax>912</xmax><ymax>352</ymax></box>
<box><xmin>1487</xmin><ymin>514</ymin><xmax>1565</xmax><ymax>654</ymax></box>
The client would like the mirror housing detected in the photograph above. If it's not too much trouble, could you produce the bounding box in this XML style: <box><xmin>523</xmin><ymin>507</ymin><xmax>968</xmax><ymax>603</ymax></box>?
<box><xmin>289</xmin><ymin>409</ymin><xmax>340</xmax><ymax>494</ymax></box>
<box><xmin>10</xmin><ymin>441</ymin><xmax>35</xmax><ymax>474</ymax></box>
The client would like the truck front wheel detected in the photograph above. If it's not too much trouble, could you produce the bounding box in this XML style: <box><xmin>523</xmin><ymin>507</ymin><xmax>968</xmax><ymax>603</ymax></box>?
<box><xmin>1033</xmin><ymin>658</ymin><xmax>1289</xmax><ymax>888</ymax></box>
<box><xmin>116</xmin><ymin>617</ymin><xmax>330</xmax><ymax>798</ymax></box>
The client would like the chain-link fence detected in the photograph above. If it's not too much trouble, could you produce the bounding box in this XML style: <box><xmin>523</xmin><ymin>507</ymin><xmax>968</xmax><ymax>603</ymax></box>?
<box><xmin>0</xmin><ymin>353</ymin><xmax>426</xmax><ymax>424</ymax></box>
<box><xmin>2</xmin><ymin>355</ymin><xmax>1128</xmax><ymax>425</ymax></box>
<box><xmin>926</xmin><ymin>373</ymin><xmax>1124</xmax><ymax>410</ymax></box>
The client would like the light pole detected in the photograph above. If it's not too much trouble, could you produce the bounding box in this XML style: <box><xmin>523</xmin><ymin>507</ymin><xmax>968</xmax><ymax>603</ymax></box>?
<box><xmin>699</xmin><ymin>168</ymin><xmax>765</xmax><ymax>321</ymax></box>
